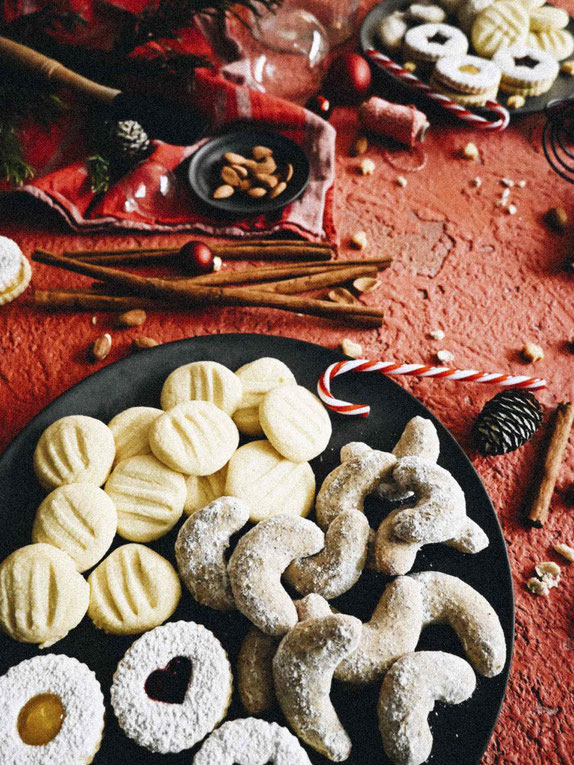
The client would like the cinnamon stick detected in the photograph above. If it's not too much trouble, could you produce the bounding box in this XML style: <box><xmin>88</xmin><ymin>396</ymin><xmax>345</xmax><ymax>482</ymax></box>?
<box><xmin>259</xmin><ymin>265</ymin><xmax>378</xmax><ymax>294</ymax></box>
<box><xmin>32</xmin><ymin>250</ymin><xmax>384</xmax><ymax>327</ymax></box>
<box><xmin>35</xmin><ymin>291</ymin><xmax>173</xmax><ymax>311</ymax></box>
<box><xmin>528</xmin><ymin>401</ymin><xmax>574</xmax><ymax>527</ymax></box>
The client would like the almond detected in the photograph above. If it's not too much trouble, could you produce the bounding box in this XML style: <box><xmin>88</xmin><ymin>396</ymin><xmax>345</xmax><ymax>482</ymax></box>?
<box><xmin>116</xmin><ymin>309</ymin><xmax>146</xmax><ymax>327</ymax></box>
<box><xmin>353</xmin><ymin>277</ymin><xmax>381</xmax><ymax>293</ymax></box>
<box><xmin>90</xmin><ymin>333</ymin><xmax>112</xmax><ymax>362</ymax></box>
<box><xmin>328</xmin><ymin>287</ymin><xmax>360</xmax><ymax>306</ymax></box>
<box><xmin>252</xmin><ymin>145</ymin><xmax>273</xmax><ymax>160</ymax></box>
<box><xmin>132</xmin><ymin>336</ymin><xmax>159</xmax><ymax>351</ymax></box>
<box><xmin>256</xmin><ymin>157</ymin><xmax>277</xmax><ymax>175</ymax></box>
<box><xmin>224</xmin><ymin>152</ymin><xmax>248</xmax><ymax>164</ymax></box>
<box><xmin>284</xmin><ymin>163</ymin><xmax>294</xmax><ymax>182</ymax></box>
<box><xmin>270</xmin><ymin>181</ymin><xmax>287</xmax><ymax>198</ymax></box>
<box><xmin>213</xmin><ymin>184</ymin><xmax>234</xmax><ymax>199</ymax></box>
<box><xmin>248</xmin><ymin>187</ymin><xmax>267</xmax><ymax>198</ymax></box>
<box><xmin>221</xmin><ymin>166</ymin><xmax>241</xmax><ymax>186</ymax></box>
<box><xmin>255</xmin><ymin>173</ymin><xmax>279</xmax><ymax>189</ymax></box>
<box><xmin>231</xmin><ymin>164</ymin><xmax>249</xmax><ymax>178</ymax></box>
<box><xmin>239</xmin><ymin>179</ymin><xmax>253</xmax><ymax>191</ymax></box>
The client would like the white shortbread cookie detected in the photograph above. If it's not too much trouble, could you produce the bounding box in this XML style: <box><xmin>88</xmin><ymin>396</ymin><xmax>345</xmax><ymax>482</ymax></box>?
<box><xmin>433</xmin><ymin>53</ymin><xmax>501</xmax><ymax>93</ymax></box>
<box><xmin>175</xmin><ymin>496</ymin><xmax>250</xmax><ymax>611</ymax></box>
<box><xmin>0</xmin><ymin>254</ymin><xmax>32</xmax><ymax>306</ymax></box>
<box><xmin>472</xmin><ymin>0</ymin><xmax>529</xmax><ymax>58</ymax></box>
<box><xmin>403</xmin><ymin>22</ymin><xmax>469</xmax><ymax>62</ymax></box>
<box><xmin>233</xmin><ymin>357</ymin><xmax>296</xmax><ymax>437</ymax></box>
<box><xmin>111</xmin><ymin>621</ymin><xmax>232</xmax><ymax>754</ymax></box>
<box><xmin>0</xmin><ymin>654</ymin><xmax>105</xmax><ymax>765</ymax></box>
<box><xmin>259</xmin><ymin>384</ymin><xmax>332</xmax><ymax>462</ymax></box>
<box><xmin>194</xmin><ymin>718</ymin><xmax>312</xmax><ymax>765</ymax></box>
<box><xmin>184</xmin><ymin>464</ymin><xmax>228</xmax><ymax>515</ymax></box>
<box><xmin>493</xmin><ymin>43</ymin><xmax>559</xmax><ymax>94</ymax></box>
<box><xmin>225</xmin><ymin>440</ymin><xmax>316</xmax><ymax>522</ymax></box>
<box><xmin>520</xmin><ymin>0</ymin><xmax>545</xmax><ymax>9</ymax></box>
<box><xmin>528</xmin><ymin>28</ymin><xmax>574</xmax><ymax>60</ymax></box>
<box><xmin>0</xmin><ymin>236</ymin><xmax>24</xmax><ymax>290</ymax></box>
<box><xmin>378</xmin><ymin>651</ymin><xmax>476</xmax><ymax>765</ymax></box>
<box><xmin>105</xmin><ymin>454</ymin><xmax>186</xmax><ymax>542</ymax></box>
<box><xmin>32</xmin><ymin>483</ymin><xmax>117</xmax><ymax>572</ymax></box>
<box><xmin>150</xmin><ymin>401</ymin><xmax>239</xmax><ymax>475</ymax></box>
<box><xmin>407</xmin><ymin>3</ymin><xmax>447</xmax><ymax>24</ymax></box>
<box><xmin>530</xmin><ymin>5</ymin><xmax>569</xmax><ymax>31</ymax></box>
<box><xmin>0</xmin><ymin>543</ymin><xmax>89</xmax><ymax>647</ymax></box>
<box><xmin>160</xmin><ymin>360</ymin><xmax>243</xmax><ymax>414</ymax></box>
<box><xmin>457</xmin><ymin>0</ymin><xmax>493</xmax><ymax>33</ymax></box>
<box><xmin>108</xmin><ymin>406</ymin><xmax>162</xmax><ymax>464</ymax></box>
<box><xmin>33</xmin><ymin>415</ymin><xmax>116</xmax><ymax>491</ymax></box>
<box><xmin>378</xmin><ymin>11</ymin><xmax>409</xmax><ymax>51</ymax></box>
<box><xmin>88</xmin><ymin>543</ymin><xmax>181</xmax><ymax>635</ymax></box>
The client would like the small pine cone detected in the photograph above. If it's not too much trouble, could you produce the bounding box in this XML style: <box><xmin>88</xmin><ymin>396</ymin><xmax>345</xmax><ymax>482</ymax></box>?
<box><xmin>472</xmin><ymin>389</ymin><xmax>543</xmax><ymax>456</ymax></box>
<box><xmin>103</xmin><ymin>119</ymin><xmax>151</xmax><ymax>166</ymax></box>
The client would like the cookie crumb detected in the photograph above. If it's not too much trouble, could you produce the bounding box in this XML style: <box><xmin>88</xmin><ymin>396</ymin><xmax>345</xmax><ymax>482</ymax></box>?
<box><xmin>553</xmin><ymin>543</ymin><xmax>574</xmax><ymax>563</ymax></box>
<box><xmin>403</xmin><ymin>61</ymin><xmax>417</xmax><ymax>72</ymax></box>
<box><xmin>517</xmin><ymin>180</ymin><xmax>526</xmax><ymax>188</ymax></box>
<box><xmin>507</xmin><ymin>95</ymin><xmax>525</xmax><ymax>110</ymax></box>
<box><xmin>507</xmin><ymin>204</ymin><xmax>517</xmax><ymax>215</ymax></box>
<box><xmin>436</xmin><ymin>349</ymin><xmax>454</xmax><ymax>364</ymax></box>
<box><xmin>341</xmin><ymin>338</ymin><xmax>363</xmax><ymax>358</ymax></box>
<box><xmin>461</xmin><ymin>142</ymin><xmax>479</xmax><ymax>160</ymax></box>
<box><xmin>472</xmin><ymin>176</ymin><xmax>482</xmax><ymax>188</ymax></box>
<box><xmin>350</xmin><ymin>231</ymin><xmax>368</xmax><ymax>249</ymax></box>
<box><xmin>535</xmin><ymin>561</ymin><xmax>561</xmax><ymax>588</ymax></box>
<box><xmin>396</xmin><ymin>175</ymin><xmax>408</xmax><ymax>188</ymax></box>
<box><xmin>90</xmin><ymin>316</ymin><xmax>97</xmax><ymax>326</ymax></box>
<box><xmin>561</xmin><ymin>59</ymin><xmax>574</xmax><ymax>76</ymax></box>
<box><xmin>521</xmin><ymin>342</ymin><xmax>544</xmax><ymax>363</ymax></box>
<box><xmin>429</xmin><ymin>329</ymin><xmax>445</xmax><ymax>340</ymax></box>
<box><xmin>527</xmin><ymin>577</ymin><xmax>549</xmax><ymax>596</ymax></box>
<box><xmin>359</xmin><ymin>158</ymin><xmax>375</xmax><ymax>176</ymax></box>
<box><xmin>501</xmin><ymin>178</ymin><xmax>514</xmax><ymax>188</ymax></box>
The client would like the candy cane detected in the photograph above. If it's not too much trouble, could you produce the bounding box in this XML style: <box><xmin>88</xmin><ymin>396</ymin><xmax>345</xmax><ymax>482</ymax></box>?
<box><xmin>317</xmin><ymin>359</ymin><xmax>547</xmax><ymax>417</ymax></box>
<box><xmin>366</xmin><ymin>49</ymin><xmax>510</xmax><ymax>132</ymax></box>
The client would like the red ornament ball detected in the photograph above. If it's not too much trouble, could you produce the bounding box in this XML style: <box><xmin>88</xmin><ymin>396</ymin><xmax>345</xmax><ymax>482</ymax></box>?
<box><xmin>324</xmin><ymin>53</ymin><xmax>372</xmax><ymax>103</ymax></box>
<box><xmin>306</xmin><ymin>94</ymin><xmax>333</xmax><ymax>120</ymax></box>
<box><xmin>179</xmin><ymin>241</ymin><xmax>214</xmax><ymax>275</ymax></box>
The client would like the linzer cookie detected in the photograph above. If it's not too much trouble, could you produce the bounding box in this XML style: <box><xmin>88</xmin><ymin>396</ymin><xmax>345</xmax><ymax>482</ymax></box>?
<box><xmin>108</xmin><ymin>406</ymin><xmax>162</xmax><ymax>464</ymax></box>
<box><xmin>88</xmin><ymin>544</ymin><xmax>181</xmax><ymax>635</ymax></box>
<box><xmin>403</xmin><ymin>23</ymin><xmax>469</xmax><ymax>63</ymax></box>
<box><xmin>32</xmin><ymin>483</ymin><xmax>117</xmax><ymax>572</ymax></box>
<box><xmin>493</xmin><ymin>44</ymin><xmax>559</xmax><ymax>95</ymax></box>
<box><xmin>110</xmin><ymin>621</ymin><xmax>232</xmax><ymax>753</ymax></box>
<box><xmin>0</xmin><ymin>236</ymin><xmax>31</xmax><ymax>306</ymax></box>
<box><xmin>105</xmin><ymin>454</ymin><xmax>186</xmax><ymax>542</ymax></box>
<box><xmin>0</xmin><ymin>655</ymin><xmax>105</xmax><ymax>765</ymax></box>
<box><xmin>160</xmin><ymin>361</ymin><xmax>243</xmax><ymax>414</ymax></box>
<box><xmin>432</xmin><ymin>54</ymin><xmax>501</xmax><ymax>94</ymax></box>
<box><xmin>150</xmin><ymin>401</ymin><xmax>239</xmax><ymax>475</ymax></box>
<box><xmin>0</xmin><ymin>543</ymin><xmax>89</xmax><ymax>647</ymax></box>
<box><xmin>225</xmin><ymin>440</ymin><xmax>316</xmax><ymax>521</ymax></box>
<box><xmin>471</xmin><ymin>1</ymin><xmax>529</xmax><ymax>58</ymax></box>
<box><xmin>233</xmin><ymin>357</ymin><xmax>296</xmax><ymax>437</ymax></box>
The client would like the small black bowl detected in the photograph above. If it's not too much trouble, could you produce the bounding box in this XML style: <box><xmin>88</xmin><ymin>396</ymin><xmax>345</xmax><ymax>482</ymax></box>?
<box><xmin>187</xmin><ymin>127</ymin><xmax>311</xmax><ymax>215</ymax></box>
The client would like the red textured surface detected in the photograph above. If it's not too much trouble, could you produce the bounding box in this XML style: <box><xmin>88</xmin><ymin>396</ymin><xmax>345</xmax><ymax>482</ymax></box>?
<box><xmin>1</xmin><ymin>2</ymin><xmax>574</xmax><ymax>762</ymax></box>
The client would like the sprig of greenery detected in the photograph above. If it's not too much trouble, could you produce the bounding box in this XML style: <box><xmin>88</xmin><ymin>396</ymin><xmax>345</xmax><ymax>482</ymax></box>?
<box><xmin>86</xmin><ymin>155</ymin><xmax>112</xmax><ymax>195</ymax></box>
<box><xmin>0</xmin><ymin>124</ymin><xmax>34</xmax><ymax>187</ymax></box>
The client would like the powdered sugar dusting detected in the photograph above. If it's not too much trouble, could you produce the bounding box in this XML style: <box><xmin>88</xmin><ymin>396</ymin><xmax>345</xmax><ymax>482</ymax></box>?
<box><xmin>0</xmin><ymin>236</ymin><xmax>23</xmax><ymax>291</ymax></box>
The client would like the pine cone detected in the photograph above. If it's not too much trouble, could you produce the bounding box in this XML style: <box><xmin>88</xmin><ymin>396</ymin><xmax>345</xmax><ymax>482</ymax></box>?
<box><xmin>472</xmin><ymin>389</ymin><xmax>543</xmax><ymax>456</ymax></box>
<box><xmin>102</xmin><ymin>119</ymin><xmax>151</xmax><ymax>167</ymax></box>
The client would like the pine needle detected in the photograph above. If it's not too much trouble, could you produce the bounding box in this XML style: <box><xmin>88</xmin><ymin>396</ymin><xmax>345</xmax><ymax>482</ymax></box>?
<box><xmin>87</xmin><ymin>155</ymin><xmax>112</xmax><ymax>195</ymax></box>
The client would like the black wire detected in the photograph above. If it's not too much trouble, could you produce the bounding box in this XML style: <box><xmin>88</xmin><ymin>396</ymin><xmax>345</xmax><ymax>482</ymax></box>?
<box><xmin>542</xmin><ymin>97</ymin><xmax>574</xmax><ymax>183</ymax></box>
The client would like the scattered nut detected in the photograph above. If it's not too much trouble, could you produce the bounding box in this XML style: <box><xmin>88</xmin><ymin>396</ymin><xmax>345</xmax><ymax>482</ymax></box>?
<box><xmin>256</xmin><ymin>173</ymin><xmax>279</xmax><ymax>189</ymax></box>
<box><xmin>239</xmin><ymin>179</ymin><xmax>253</xmax><ymax>191</ymax></box>
<box><xmin>553</xmin><ymin>543</ymin><xmax>574</xmax><ymax>563</ymax></box>
<box><xmin>396</xmin><ymin>175</ymin><xmax>408</xmax><ymax>188</ymax></box>
<box><xmin>224</xmin><ymin>152</ymin><xmax>248</xmax><ymax>164</ymax></box>
<box><xmin>213</xmin><ymin>184</ymin><xmax>235</xmax><ymax>199</ymax></box>
<box><xmin>544</xmin><ymin>206</ymin><xmax>568</xmax><ymax>233</ymax></box>
<box><xmin>535</xmin><ymin>561</ymin><xmax>561</xmax><ymax>587</ymax></box>
<box><xmin>328</xmin><ymin>287</ymin><xmax>360</xmax><ymax>306</ymax></box>
<box><xmin>231</xmin><ymin>164</ymin><xmax>249</xmax><ymax>178</ymax></box>
<box><xmin>221</xmin><ymin>166</ymin><xmax>241</xmax><ymax>187</ymax></box>
<box><xmin>403</xmin><ymin>61</ymin><xmax>417</xmax><ymax>72</ymax></box>
<box><xmin>521</xmin><ymin>342</ymin><xmax>544</xmax><ymax>363</ymax></box>
<box><xmin>90</xmin><ymin>315</ymin><xmax>98</xmax><ymax>326</ymax></box>
<box><xmin>561</xmin><ymin>59</ymin><xmax>574</xmax><ymax>76</ymax></box>
<box><xmin>213</xmin><ymin>256</ymin><xmax>222</xmax><ymax>272</ymax></box>
<box><xmin>436</xmin><ymin>349</ymin><xmax>454</xmax><ymax>364</ymax></box>
<box><xmin>256</xmin><ymin>156</ymin><xmax>277</xmax><ymax>175</ymax></box>
<box><xmin>341</xmin><ymin>338</ymin><xmax>363</xmax><ymax>358</ymax></box>
<box><xmin>350</xmin><ymin>231</ymin><xmax>368</xmax><ymax>250</ymax></box>
<box><xmin>132</xmin><ymin>336</ymin><xmax>159</xmax><ymax>352</ymax></box>
<box><xmin>429</xmin><ymin>329</ymin><xmax>445</xmax><ymax>340</ymax></box>
<box><xmin>507</xmin><ymin>95</ymin><xmax>525</xmax><ymax>110</ymax></box>
<box><xmin>461</xmin><ymin>142</ymin><xmax>479</xmax><ymax>160</ymax></box>
<box><xmin>284</xmin><ymin>163</ymin><xmax>294</xmax><ymax>182</ymax></box>
<box><xmin>270</xmin><ymin>181</ymin><xmax>287</xmax><ymax>199</ymax></box>
<box><xmin>117</xmin><ymin>309</ymin><xmax>146</xmax><ymax>328</ymax></box>
<box><xmin>90</xmin><ymin>333</ymin><xmax>112</xmax><ymax>362</ymax></box>
<box><xmin>353</xmin><ymin>277</ymin><xmax>381</xmax><ymax>293</ymax></box>
<box><xmin>359</xmin><ymin>158</ymin><xmax>376</xmax><ymax>176</ymax></box>
<box><xmin>350</xmin><ymin>136</ymin><xmax>368</xmax><ymax>157</ymax></box>
<box><xmin>248</xmin><ymin>187</ymin><xmax>267</xmax><ymax>198</ymax></box>
<box><xmin>252</xmin><ymin>145</ymin><xmax>273</xmax><ymax>160</ymax></box>
<box><xmin>501</xmin><ymin>177</ymin><xmax>514</xmax><ymax>188</ymax></box>
<box><xmin>517</xmin><ymin>180</ymin><xmax>526</xmax><ymax>188</ymax></box>
<box><xmin>472</xmin><ymin>176</ymin><xmax>482</xmax><ymax>188</ymax></box>
<box><xmin>527</xmin><ymin>577</ymin><xmax>550</xmax><ymax>596</ymax></box>
<box><xmin>507</xmin><ymin>204</ymin><xmax>517</xmax><ymax>215</ymax></box>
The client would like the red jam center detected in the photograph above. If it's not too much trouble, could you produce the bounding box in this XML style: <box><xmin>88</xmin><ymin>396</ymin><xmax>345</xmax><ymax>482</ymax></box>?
<box><xmin>144</xmin><ymin>656</ymin><xmax>192</xmax><ymax>704</ymax></box>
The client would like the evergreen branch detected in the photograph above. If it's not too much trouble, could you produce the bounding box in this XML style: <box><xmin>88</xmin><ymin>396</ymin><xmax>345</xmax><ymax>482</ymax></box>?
<box><xmin>121</xmin><ymin>49</ymin><xmax>211</xmax><ymax>80</ymax></box>
<box><xmin>87</xmin><ymin>155</ymin><xmax>112</xmax><ymax>195</ymax></box>
<box><xmin>0</xmin><ymin>125</ymin><xmax>34</xmax><ymax>186</ymax></box>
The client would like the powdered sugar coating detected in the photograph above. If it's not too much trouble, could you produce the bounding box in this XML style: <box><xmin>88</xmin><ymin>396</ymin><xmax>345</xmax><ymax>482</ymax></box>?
<box><xmin>111</xmin><ymin>621</ymin><xmax>232</xmax><ymax>753</ymax></box>
<box><xmin>228</xmin><ymin>514</ymin><xmax>324</xmax><ymax>636</ymax></box>
<box><xmin>285</xmin><ymin>509</ymin><xmax>370</xmax><ymax>599</ymax></box>
<box><xmin>315</xmin><ymin>450</ymin><xmax>396</xmax><ymax>529</ymax></box>
<box><xmin>175</xmin><ymin>496</ymin><xmax>250</xmax><ymax>611</ymax></box>
<box><xmin>339</xmin><ymin>441</ymin><xmax>372</xmax><ymax>462</ymax></box>
<box><xmin>193</xmin><ymin>717</ymin><xmax>312</xmax><ymax>764</ymax></box>
<box><xmin>237</xmin><ymin>627</ymin><xmax>278</xmax><ymax>715</ymax></box>
<box><xmin>0</xmin><ymin>654</ymin><xmax>105</xmax><ymax>765</ymax></box>
<box><xmin>0</xmin><ymin>236</ymin><xmax>24</xmax><ymax>290</ymax></box>
<box><xmin>378</xmin><ymin>651</ymin><xmax>476</xmax><ymax>765</ymax></box>
<box><xmin>273</xmin><ymin>613</ymin><xmax>361</xmax><ymax>761</ymax></box>
<box><xmin>392</xmin><ymin>417</ymin><xmax>440</xmax><ymax>462</ymax></box>
<box><xmin>411</xmin><ymin>571</ymin><xmax>506</xmax><ymax>677</ymax></box>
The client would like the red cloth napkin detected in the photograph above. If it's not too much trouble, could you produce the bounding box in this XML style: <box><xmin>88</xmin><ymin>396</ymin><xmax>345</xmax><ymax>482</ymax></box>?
<box><xmin>5</xmin><ymin>5</ymin><xmax>337</xmax><ymax>242</ymax></box>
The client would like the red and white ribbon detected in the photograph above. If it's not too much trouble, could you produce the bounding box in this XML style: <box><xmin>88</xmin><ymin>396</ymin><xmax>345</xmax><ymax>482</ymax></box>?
<box><xmin>317</xmin><ymin>359</ymin><xmax>547</xmax><ymax>417</ymax></box>
<box><xmin>366</xmin><ymin>48</ymin><xmax>510</xmax><ymax>132</ymax></box>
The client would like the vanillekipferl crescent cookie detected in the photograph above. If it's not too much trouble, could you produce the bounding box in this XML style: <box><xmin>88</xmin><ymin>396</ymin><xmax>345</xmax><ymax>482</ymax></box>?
<box><xmin>0</xmin><ymin>654</ymin><xmax>105</xmax><ymax>765</ymax></box>
<box><xmin>160</xmin><ymin>360</ymin><xmax>243</xmax><ymax>414</ymax></box>
<box><xmin>0</xmin><ymin>236</ymin><xmax>32</xmax><ymax>306</ymax></box>
<box><xmin>233</xmin><ymin>356</ymin><xmax>296</xmax><ymax>437</ymax></box>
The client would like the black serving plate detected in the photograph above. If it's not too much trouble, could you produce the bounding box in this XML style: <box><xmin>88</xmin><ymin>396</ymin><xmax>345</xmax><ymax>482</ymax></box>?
<box><xmin>360</xmin><ymin>0</ymin><xmax>574</xmax><ymax>118</ymax></box>
<box><xmin>187</xmin><ymin>128</ymin><xmax>310</xmax><ymax>215</ymax></box>
<box><xmin>0</xmin><ymin>334</ymin><xmax>514</xmax><ymax>765</ymax></box>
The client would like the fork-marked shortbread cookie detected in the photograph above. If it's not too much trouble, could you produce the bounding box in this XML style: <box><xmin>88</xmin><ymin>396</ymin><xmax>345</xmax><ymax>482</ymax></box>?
<box><xmin>108</xmin><ymin>407</ymin><xmax>162</xmax><ymax>464</ymax></box>
<box><xmin>528</xmin><ymin>28</ymin><xmax>574</xmax><ymax>59</ymax></box>
<box><xmin>472</xmin><ymin>0</ymin><xmax>529</xmax><ymax>57</ymax></box>
<box><xmin>184</xmin><ymin>465</ymin><xmax>228</xmax><ymax>516</ymax></box>
<box><xmin>233</xmin><ymin>357</ymin><xmax>296</xmax><ymax>437</ymax></box>
<box><xmin>160</xmin><ymin>360</ymin><xmax>243</xmax><ymax>414</ymax></box>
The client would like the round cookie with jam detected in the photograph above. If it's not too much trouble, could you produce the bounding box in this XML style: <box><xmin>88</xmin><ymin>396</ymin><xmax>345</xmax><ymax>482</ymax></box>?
<box><xmin>0</xmin><ymin>654</ymin><xmax>105</xmax><ymax>765</ymax></box>
<box><xmin>403</xmin><ymin>23</ymin><xmax>468</xmax><ymax>64</ymax></box>
<box><xmin>111</xmin><ymin>621</ymin><xmax>233</xmax><ymax>753</ymax></box>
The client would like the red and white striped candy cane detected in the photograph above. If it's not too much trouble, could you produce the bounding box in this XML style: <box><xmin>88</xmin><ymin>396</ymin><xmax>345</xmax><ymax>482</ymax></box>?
<box><xmin>366</xmin><ymin>49</ymin><xmax>510</xmax><ymax>132</ymax></box>
<box><xmin>317</xmin><ymin>359</ymin><xmax>547</xmax><ymax>417</ymax></box>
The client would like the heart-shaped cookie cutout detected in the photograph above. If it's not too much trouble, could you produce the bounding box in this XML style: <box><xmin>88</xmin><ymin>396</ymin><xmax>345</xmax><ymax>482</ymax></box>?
<box><xmin>144</xmin><ymin>656</ymin><xmax>193</xmax><ymax>704</ymax></box>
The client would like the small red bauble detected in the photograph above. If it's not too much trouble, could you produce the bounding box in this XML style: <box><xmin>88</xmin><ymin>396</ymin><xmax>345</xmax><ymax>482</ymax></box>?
<box><xmin>324</xmin><ymin>53</ymin><xmax>372</xmax><ymax>103</ymax></box>
<box><xmin>179</xmin><ymin>241</ymin><xmax>214</xmax><ymax>275</ymax></box>
<box><xmin>306</xmin><ymin>94</ymin><xmax>333</xmax><ymax>120</ymax></box>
